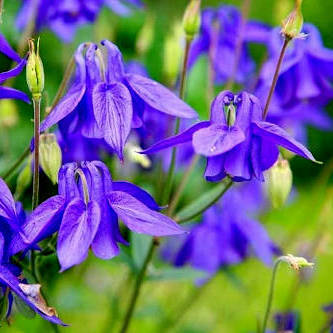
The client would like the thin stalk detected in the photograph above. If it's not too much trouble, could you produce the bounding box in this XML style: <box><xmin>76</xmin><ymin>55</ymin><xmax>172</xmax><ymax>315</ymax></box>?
<box><xmin>261</xmin><ymin>257</ymin><xmax>284</xmax><ymax>333</ymax></box>
<box><xmin>32</xmin><ymin>97</ymin><xmax>41</xmax><ymax>210</ymax></box>
<box><xmin>0</xmin><ymin>0</ymin><xmax>4</xmax><ymax>24</ymax></box>
<box><xmin>225</xmin><ymin>0</ymin><xmax>252</xmax><ymax>91</ymax></box>
<box><xmin>262</xmin><ymin>37</ymin><xmax>290</xmax><ymax>120</ymax></box>
<box><xmin>1</xmin><ymin>146</ymin><xmax>30</xmax><ymax>180</ymax></box>
<box><xmin>119</xmin><ymin>239</ymin><xmax>158</xmax><ymax>333</ymax></box>
<box><xmin>167</xmin><ymin>154</ymin><xmax>199</xmax><ymax>216</ymax></box>
<box><xmin>162</xmin><ymin>37</ymin><xmax>192</xmax><ymax>205</ymax></box>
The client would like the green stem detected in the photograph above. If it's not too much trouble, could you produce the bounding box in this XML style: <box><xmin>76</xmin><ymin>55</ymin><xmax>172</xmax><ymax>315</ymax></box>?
<box><xmin>261</xmin><ymin>257</ymin><xmax>284</xmax><ymax>333</ymax></box>
<box><xmin>32</xmin><ymin>97</ymin><xmax>41</xmax><ymax>210</ymax></box>
<box><xmin>119</xmin><ymin>239</ymin><xmax>158</xmax><ymax>333</ymax></box>
<box><xmin>167</xmin><ymin>154</ymin><xmax>199</xmax><ymax>216</ymax></box>
<box><xmin>0</xmin><ymin>0</ymin><xmax>4</xmax><ymax>24</ymax></box>
<box><xmin>262</xmin><ymin>37</ymin><xmax>290</xmax><ymax>120</ymax></box>
<box><xmin>1</xmin><ymin>146</ymin><xmax>30</xmax><ymax>181</ymax></box>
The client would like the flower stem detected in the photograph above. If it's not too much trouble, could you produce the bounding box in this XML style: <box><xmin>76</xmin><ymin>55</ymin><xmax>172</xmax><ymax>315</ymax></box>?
<box><xmin>1</xmin><ymin>146</ymin><xmax>30</xmax><ymax>180</ymax></box>
<box><xmin>119</xmin><ymin>238</ymin><xmax>158</xmax><ymax>333</ymax></box>
<box><xmin>262</xmin><ymin>37</ymin><xmax>290</xmax><ymax>120</ymax></box>
<box><xmin>261</xmin><ymin>257</ymin><xmax>284</xmax><ymax>333</ymax></box>
<box><xmin>32</xmin><ymin>97</ymin><xmax>41</xmax><ymax>210</ymax></box>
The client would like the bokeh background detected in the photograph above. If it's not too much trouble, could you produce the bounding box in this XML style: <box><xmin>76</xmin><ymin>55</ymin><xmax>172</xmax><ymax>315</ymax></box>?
<box><xmin>0</xmin><ymin>0</ymin><xmax>333</xmax><ymax>332</ymax></box>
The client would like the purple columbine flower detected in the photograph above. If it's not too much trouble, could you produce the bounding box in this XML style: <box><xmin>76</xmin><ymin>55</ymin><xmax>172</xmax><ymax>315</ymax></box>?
<box><xmin>162</xmin><ymin>182</ymin><xmax>278</xmax><ymax>280</ymax></box>
<box><xmin>40</xmin><ymin>41</ymin><xmax>197</xmax><ymax>160</ymax></box>
<box><xmin>188</xmin><ymin>5</ymin><xmax>270</xmax><ymax>84</ymax></box>
<box><xmin>274</xmin><ymin>311</ymin><xmax>299</xmax><ymax>332</ymax></box>
<box><xmin>0</xmin><ymin>179</ymin><xmax>64</xmax><ymax>325</ymax></box>
<box><xmin>16</xmin><ymin>161</ymin><xmax>185</xmax><ymax>272</ymax></box>
<box><xmin>142</xmin><ymin>90</ymin><xmax>317</xmax><ymax>182</ymax></box>
<box><xmin>255</xmin><ymin>24</ymin><xmax>333</xmax><ymax>142</ymax></box>
<box><xmin>0</xmin><ymin>34</ymin><xmax>29</xmax><ymax>103</ymax></box>
<box><xmin>16</xmin><ymin>0</ymin><xmax>143</xmax><ymax>43</ymax></box>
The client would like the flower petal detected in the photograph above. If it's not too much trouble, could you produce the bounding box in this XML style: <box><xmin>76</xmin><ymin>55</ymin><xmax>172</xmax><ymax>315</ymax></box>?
<box><xmin>0</xmin><ymin>178</ymin><xmax>17</xmax><ymax>221</ymax></box>
<box><xmin>108</xmin><ymin>191</ymin><xmax>185</xmax><ymax>236</ymax></box>
<box><xmin>125</xmin><ymin>73</ymin><xmax>197</xmax><ymax>119</ymax></box>
<box><xmin>112</xmin><ymin>181</ymin><xmax>160</xmax><ymax>211</ymax></box>
<box><xmin>193</xmin><ymin>124</ymin><xmax>245</xmax><ymax>157</ymax></box>
<box><xmin>0</xmin><ymin>58</ymin><xmax>27</xmax><ymax>84</ymax></box>
<box><xmin>92</xmin><ymin>82</ymin><xmax>132</xmax><ymax>160</ymax></box>
<box><xmin>57</xmin><ymin>199</ymin><xmax>101</xmax><ymax>271</ymax></box>
<box><xmin>0</xmin><ymin>86</ymin><xmax>30</xmax><ymax>103</ymax></box>
<box><xmin>0</xmin><ymin>33</ymin><xmax>21</xmax><ymax>62</ymax></box>
<box><xmin>141</xmin><ymin>121</ymin><xmax>210</xmax><ymax>154</ymax></box>
<box><xmin>252</xmin><ymin>121</ymin><xmax>317</xmax><ymax>162</ymax></box>
<box><xmin>204</xmin><ymin>156</ymin><xmax>226</xmax><ymax>182</ymax></box>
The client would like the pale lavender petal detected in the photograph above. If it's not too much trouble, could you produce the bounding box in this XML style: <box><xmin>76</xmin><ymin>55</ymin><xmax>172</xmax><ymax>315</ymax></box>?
<box><xmin>125</xmin><ymin>73</ymin><xmax>197</xmax><ymax>119</ymax></box>
<box><xmin>252</xmin><ymin>121</ymin><xmax>317</xmax><ymax>161</ymax></box>
<box><xmin>92</xmin><ymin>82</ymin><xmax>132</xmax><ymax>159</ymax></box>
<box><xmin>192</xmin><ymin>124</ymin><xmax>245</xmax><ymax>157</ymax></box>
<box><xmin>101</xmin><ymin>40</ymin><xmax>125</xmax><ymax>82</ymax></box>
<box><xmin>112</xmin><ymin>181</ymin><xmax>160</xmax><ymax>211</ymax></box>
<box><xmin>57</xmin><ymin>199</ymin><xmax>101</xmax><ymax>271</ymax></box>
<box><xmin>108</xmin><ymin>191</ymin><xmax>185</xmax><ymax>236</ymax></box>
<box><xmin>141</xmin><ymin>121</ymin><xmax>210</xmax><ymax>154</ymax></box>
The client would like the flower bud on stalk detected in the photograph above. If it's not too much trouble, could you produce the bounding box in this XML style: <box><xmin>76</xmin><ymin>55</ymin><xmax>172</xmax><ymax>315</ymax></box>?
<box><xmin>39</xmin><ymin>133</ymin><xmax>62</xmax><ymax>184</ymax></box>
<box><xmin>26</xmin><ymin>38</ymin><xmax>44</xmax><ymax>101</ymax></box>
<box><xmin>266</xmin><ymin>158</ymin><xmax>293</xmax><ymax>209</ymax></box>
<box><xmin>281</xmin><ymin>0</ymin><xmax>304</xmax><ymax>40</ymax></box>
<box><xmin>183</xmin><ymin>0</ymin><xmax>201</xmax><ymax>41</ymax></box>
<box><xmin>136</xmin><ymin>14</ymin><xmax>155</xmax><ymax>56</ymax></box>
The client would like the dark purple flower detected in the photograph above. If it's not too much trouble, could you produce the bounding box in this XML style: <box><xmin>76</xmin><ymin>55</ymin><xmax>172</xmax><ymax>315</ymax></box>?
<box><xmin>40</xmin><ymin>41</ymin><xmax>197</xmax><ymax>160</ymax></box>
<box><xmin>0</xmin><ymin>179</ymin><xmax>64</xmax><ymax>325</ymax></box>
<box><xmin>16</xmin><ymin>0</ymin><xmax>143</xmax><ymax>43</ymax></box>
<box><xmin>188</xmin><ymin>5</ymin><xmax>270</xmax><ymax>84</ymax></box>
<box><xmin>274</xmin><ymin>311</ymin><xmax>299</xmax><ymax>332</ymax></box>
<box><xmin>255</xmin><ymin>24</ymin><xmax>333</xmax><ymax>142</ymax></box>
<box><xmin>142</xmin><ymin>91</ymin><xmax>317</xmax><ymax>182</ymax></box>
<box><xmin>0</xmin><ymin>34</ymin><xmax>29</xmax><ymax>103</ymax></box>
<box><xmin>17</xmin><ymin>161</ymin><xmax>185</xmax><ymax>271</ymax></box>
<box><xmin>162</xmin><ymin>182</ymin><xmax>278</xmax><ymax>279</ymax></box>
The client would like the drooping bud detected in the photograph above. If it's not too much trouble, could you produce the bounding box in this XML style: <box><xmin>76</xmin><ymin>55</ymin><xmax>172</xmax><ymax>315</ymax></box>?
<box><xmin>15</xmin><ymin>155</ymin><xmax>32</xmax><ymax>199</ymax></box>
<box><xmin>26</xmin><ymin>38</ymin><xmax>44</xmax><ymax>101</ymax></box>
<box><xmin>136</xmin><ymin>14</ymin><xmax>155</xmax><ymax>56</ymax></box>
<box><xmin>182</xmin><ymin>0</ymin><xmax>201</xmax><ymax>41</ymax></box>
<box><xmin>266</xmin><ymin>158</ymin><xmax>293</xmax><ymax>209</ymax></box>
<box><xmin>163</xmin><ymin>22</ymin><xmax>183</xmax><ymax>86</ymax></box>
<box><xmin>39</xmin><ymin>133</ymin><xmax>62</xmax><ymax>184</ymax></box>
<box><xmin>125</xmin><ymin>142</ymin><xmax>151</xmax><ymax>168</ymax></box>
<box><xmin>0</xmin><ymin>99</ymin><xmax>18</xmax><ymax>128</ymax></box>
<box><xmin>281</xmin><ymin>0</ymin><xmax>304</xmax><ymax>40</ymax></box>
<box><xmin>281</xmin><ymin>254</ymin><xmax>314</xmax><ymax>271</ymax></box>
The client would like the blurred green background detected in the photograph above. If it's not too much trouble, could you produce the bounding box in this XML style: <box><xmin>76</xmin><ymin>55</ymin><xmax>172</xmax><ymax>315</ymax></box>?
<box><xmin>0</xmin><ymin>0</ymin><xmax>333</xmax><ymax>332</ymax></box>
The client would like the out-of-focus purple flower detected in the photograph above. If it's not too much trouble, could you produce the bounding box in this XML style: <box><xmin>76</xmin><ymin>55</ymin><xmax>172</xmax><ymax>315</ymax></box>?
<box><xmin>16</xmin><ymin>0</ymin><xmax>143</xmax><ymax>43</ymax></box>
<box><xmin>16</xmin><ymin>161</ymin><xmax>185</xmax><ymax>271</ymax></box>
<box><xmin>188</xmin><ymin>5</ymin><xmax>270</xmax><ymax>84</ymax></box>
<box><xmin>40</xmin><ymin>41</ymin><xmax>197</xmax><ymax>160</ymax></box>
<box><xmin>255</xmin><ymin>24</ymin><xmax>333</xmax><ymax>142</ymax></box>
<box><xmin>274</xmin><ymin>311</ymin><xmax>299</xmax><ymax>332</ymax></box>
<box><xmin>0</xmin><ymin>179</ymin><xmax>64</xmax><ymax>325</ymax></box>
<box><xmin>322</xmin><ymin>303</ymin><xmax>333</xmax><ymax>333</ymax></box>
<box><xmin>0</xmin><ymin>34</ymin><xmax>29</xmax><ymax>103</ymax></box>
<box><xmin>142</xmin><ymin>90</ymin><xmax>316</xmax><ymax>182</ymax></box>
<box><xmin>162</xmin><ymin>182</ymin><xmax>279</xmax><ymax>279</ymax></box>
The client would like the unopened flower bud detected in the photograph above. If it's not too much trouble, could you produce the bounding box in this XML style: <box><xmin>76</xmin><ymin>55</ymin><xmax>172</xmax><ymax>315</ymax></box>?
<box><xmin>15</xmin><ymin>156</ymin><xmax>32</xmax><ymax>200</ymax></box>
<box><xmin>26</xmin><ymin>38</ymin><xmax>44</xmax><ymax>100</ymax></box>
<box><xmin>281</xmin><ymin>254</ymin><xmax>314</xmax><ymax>271</ymax></box>
<box><xmin>0</xmin><ymin>99</ymin><xmax>18</xmax><ymax>128</ymax></box>
<box><xmin>163</xmin><ymin>22</ymin><xmax>183</xmax><ymax>86</ymax></box>
<box><xmin>266</xmin><ymin>158</ymin><xmax>292</xmax><ymax>209</ymax></box>
<box><xmin>183</xmin><ymin>0</ymin><xmax>201</xmax><ymax>41</ymax></box>
<box><xmin>281</xmin><ymin>0</ymin><xmax>304</xmax><ymax>40</ymax></box>
<box><xmin>125</xmin><ymin>142</ymin><xmax>151</xmax><ymax>168</ymax></box>
<box><xmin>136</xmin><ymin>14</ymin><xmax>155</xmax><ymax>56</ymax></box>
<box><xmin>39</xmin><ymin>133</ymin><xmax>62</xmax><ymax>184</ymax></box>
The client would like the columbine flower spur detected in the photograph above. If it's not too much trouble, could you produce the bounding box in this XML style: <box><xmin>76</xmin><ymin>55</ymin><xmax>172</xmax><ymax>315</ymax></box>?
<box><xmin>16</xmin><ymin>161</ymin><xmax>185</xmax><ymax>271</ymax></box>
<box><xmin>142</xmin><ymin>90</ymin><xmax>317</xmax><ymax>182</ymax></box>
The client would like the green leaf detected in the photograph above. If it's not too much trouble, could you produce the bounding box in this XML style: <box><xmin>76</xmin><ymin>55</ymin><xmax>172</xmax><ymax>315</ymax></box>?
<box><xmin>131</xmin><ymin>232</ymin><xmax>152</xmax><ymax>270</ymax></box>
<box><xmin>0</xmin><ymin>294</ymin><xmax>9</xmax><ymax>321</ymax></box>
<box><xmin>149</xmin><ymin>267</ymin><xmax>208</xmax><ymax>281</ymax></box>
<box><xmin>175</xmin><ymin>179</ymin><xmax>233</xmax><ymax>223</ymax></box>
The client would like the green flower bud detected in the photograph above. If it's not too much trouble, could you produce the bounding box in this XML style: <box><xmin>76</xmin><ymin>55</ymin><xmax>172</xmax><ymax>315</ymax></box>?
<box><xmin>136</xmin><ymin>14</ymin><xmax>155</xmax><ymax>56</ymax></box>
<box><xmin>163</xmin><ymin>22</ymin><xmax>183</xmax><ymax>86</ymax></box>
<box><xmin>281</xmin><ymin>254</ymin><xmax>314</xmax><ymax>271</ymax></box>
<box><xmin>39</xmin><ymin>133</ymin><xmax>62</xmax><ymax>184</ymax></box>
<box><xmin>281</xmin><ymin>0</ymin><xmax>304</xmax><ymax>40</ymax></box>
<box><xmin>26</xmin><ymin>38</ymin><xmax>44</xmax><ymax>100</ymax></box>
<box><xmin>266</xmin><ymin>158</ymin><xmax>292</xmax><ymax>209</ymax></box>
<box><xmin>0</xmin><ymin>99</ymin><xmax>18</xmax><ymax>128</ymax></box>
<box><xmin>15</xmin><ymin>156</ymin><xmax>32</xmax><ymax>200</ymax></box>
<box><xmin>183</xmin><ymin>0</ymin><xmax>201</xmax><ymax>41</ymax></box>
